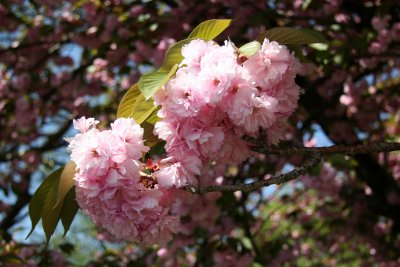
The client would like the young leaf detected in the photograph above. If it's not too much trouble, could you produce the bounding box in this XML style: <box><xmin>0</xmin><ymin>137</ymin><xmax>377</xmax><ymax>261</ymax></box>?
<box><xmin>160</xmin><ymin>38</ymin><xmax>194</xmax><ymax>71</ymax></box>
<box><xmin>139</xmin><ymin>64</ymin><xmax>178</xmax><ymax>100</ymax></box>
<box><xmin>257</xmin><ymin>27</ymin><xmax>327</xmax><ymax>45</ymax></box>
<box><xmin>117</xmin><ymin>83</ymin><xmax>141</xmax><ymax>118</ymax></box>
<box><xmin>146</xmin><ymin>107</ymin><xmax>160</xmax><ymax>125</ymax></box>
<box><xmin>239</xmin><ymin>41</ymin><xmax>261</xmax><ymax>57</ymax></box>
<box><xmin>60</xmin><ymin>186</ymin><xmax>79</xmax><ymax>237</ymax></box>
<box><xmin>55</xmin><ymin>161</ymin><xmax>76</xmax><ymax>207</ymax></box>
<box><xmin>117</xmin><ymin>84</ymin><xmax>156</xmax><ymax>124</ymax></box>
<box><xmin>134</xmin><ymin>95</ymin><xmax>157</xmax><ymax>125</ymax></box>
<box><xmin>139</xmin><ymin>72</ymin><xmax>168</xmax><ymax>100</ymax></box>
<box><xmin>27</xmin><ymin>166</ymin><xmax>64</xmax><ymax>239</ymax></box>
<box><xmin>188</xmin><ymin>19</ymin><xmax>232</xmax><ymax>40</ymax></box>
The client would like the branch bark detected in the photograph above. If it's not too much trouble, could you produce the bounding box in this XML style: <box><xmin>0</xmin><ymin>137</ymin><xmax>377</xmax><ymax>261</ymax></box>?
<box><xmin>250</xmin><ymin>142</ymin><xmax>400</xmax><ymax>156</ymax></box>
<box><xmin>184</xmin><ymin>142</ymin><xmax>400</xmax><ymax>195</ymax></box>
<box><xmin>184</xmin><ymin>152</ymin><xmax>321</xmax><ymax>194</ymax></box>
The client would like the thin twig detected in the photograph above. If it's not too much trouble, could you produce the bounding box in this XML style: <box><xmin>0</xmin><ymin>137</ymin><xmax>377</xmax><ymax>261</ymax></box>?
<box><xmin>183</xmin><ymin>153</ymin><xmax>321</xmax><ymax>194</ymax></box>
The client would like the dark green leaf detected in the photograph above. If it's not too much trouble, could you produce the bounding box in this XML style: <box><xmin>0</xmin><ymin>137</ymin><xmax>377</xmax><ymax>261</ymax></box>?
<box><xmin>188</xmin><ymin>19</ymin><xmax>232</xmax><ymax>40</ymax></box>
<box><xmin>27</xmin><ymin>166</ymin><xmax>63</xmax><ymax>239</ymax></box>
<box><xmin>60</xmin><ymin>186</ymin><xmax>79</xmax><ymax>237</ymax></box>
<box><xmin>59</xmin><ymin>243</ymin><xmax>75</xmax><ymax>254</ymax></box>
<box><xmin>286</xmin><ymin>45</ymin><xmax>308</xmax><ymax>63</ymax></box>
<box><xmin>257</xmin><ymin>27</ymin><xmax>328</xmax><ymax>45</ymax></box>
<box><xmin>41</xmin><ymin>172</ymin><xmax>63</xmax><ymax>242</ymax></box>
<box><xmin>142</xmin><ymin>109</ymin><xmax>160</xmax><ymax>148</ymax></box>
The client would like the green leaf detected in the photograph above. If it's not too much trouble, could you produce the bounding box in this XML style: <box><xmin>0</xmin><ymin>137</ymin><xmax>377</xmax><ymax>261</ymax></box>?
<box><xmin>139</xmin><ymin>71</ymin><xmax>169</xmax><ymax>100</ymax></box>
<box><xmin>42</xmin><ymin>171</ymin><xmax>63</xmax><ymax>242</ymax></box>
<box><xmin>55</xmin><ymin>161</ymin><xmax>76</xmax><ymax>207</ymax></box>
<box><xmin>60</xmin><ymin>186</ymin><xmax>79</xmax><ymax>237</ymax></box>
<box><xmin>59</xmin><ymin>243</ymin><xmax>75</xmax><ymax>254</ymax></box>
<box><xmin>27</xmin><ymin>167</ymin><xmax>63</xmax><ymax>239</ymax></box>
<box><xmin>134</xmin><ymin>96</ymin><xmax>157</xmax><ymax>125</ymax></box>
<box><xmin>239</xmin><ymin>41</ymin><xmax>261</xmax><ymax>57</ymax></box>
<box><xmin>142</xmin><ymin>121</ymin><xmax>159</xmax><ymax>148</ymax></box>
<box><xmin>188</xmin><ymin>19</ymin><xmax>232</xmax><ymax>40</ymax></box>
<box><xmin>117</xmin><ymin>83</ymin><xmax>156</xmax><ymax>124</ymax></box>
<box><xmin>139</xmin><ymin>64</ymin><xmax>178</xmax><ymax>100</ymax></box>
<box><xmin>117</xmin><ymin>83</ymin><xmax>141</xmax><ymax>118</ymax></box>
<box><xmin>146</xmin><ymin>107</ymin><xmax>160</xmax><ymax>125</ymax></box>
<box><xmin>257</xmin><ymin>27</ymin><xmax>328</xmax><ymax>45</ymax></box>
<box><xmin>142</xmin><ymin>109</ymin><xmax>161</xmax><ymax>148</ymax></box>
<box><xmin>286</xmin><ymin>45</ymin><xmax>308</xmax><ymax>63</ymax></box>
<box><xmin>160</xmin><ymin>39</ymin><xmax>194</xmax><ymax>71</ymax></box>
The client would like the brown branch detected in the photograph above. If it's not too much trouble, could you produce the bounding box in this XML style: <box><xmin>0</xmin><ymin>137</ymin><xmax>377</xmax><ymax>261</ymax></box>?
<box><xmin>0</xmin><ymin>190</ymin><xmax>31</xmax><ymax>241</ymax></box>
<box><xmin>250</xmin><ymin>142</ymin><xmax>400</xmax><ymax>157</ymax></box>
<box><xmin>183</xmin><ymin>153</ymin><xmax>321</xmax><ymax>194</ymax></box>
<box><xmin>183</xmin><ymin>142</ymin><xmax>400</xmax><ymax>195</ymax></box>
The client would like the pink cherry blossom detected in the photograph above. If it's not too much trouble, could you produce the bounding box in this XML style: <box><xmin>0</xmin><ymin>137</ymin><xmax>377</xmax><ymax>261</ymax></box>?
<box><xmin>67</xmin><ymin>117</ymin><xmax>179</xmax><ymax>245</ymax></box>
<box><xmin>153</xmin><ymin>38</ymin><xmax>302</xmax><ymax>187</ymax></box>
<box><xmin>244</xmin><ymin>39</ymin><xmax>300</xmax><ymax>90</ymax></box>
<box><xmin>72</xmin><ymin>116</ymin><xmax>99</xmax><ymax>133</ymax></box>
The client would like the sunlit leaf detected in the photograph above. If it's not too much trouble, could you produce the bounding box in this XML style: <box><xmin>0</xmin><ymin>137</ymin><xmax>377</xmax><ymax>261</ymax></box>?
<box><xmin>239</xmin><ymin>41</ymin><xmax>261</xmax><ymax>57</ymax></box>
<box><xmin>146</xmin><ymin>107</ymin><xmax>160</xmax><ymax>125</ymax></box>
<box><xmin>139</xmin><ymin>71</ymin><xmax>168</xmax><ymax>100</ymax></box>
<box><xmin>60</xmin><ymin>186</ymin><xmax>79</xmax><ymax>237</ymax></box>
<box><xmin>55</xmin><ymin>161</ymin><xmax>76</xmax><ymax>207</ymax></box>
<box><xmin>117</xmin><ymin>84</ymin><xmax>156</xmax><ymax>124</ymax></box>
<box><xmin>134</xmin><ymin>97</ymin><xmax>157</xmax><ymax>125</ymax></box>
<box><xmin>139</xmin><ymin>64</ymin><xmax>178</xmax><ymax>100</ymax></box>
<box><xmin>188</xmin><ymin>19</ymin><xmax>232</xmax><ymax>40</ymax></box>
<box><xmin>27</xmin><ymin>167</ymin><xmax>63</xmax><ymax>239</ymax></box>
<box><xmin>117</xmin><ymin>83</ymin><xmax>141</xmax><ymax>118</ymax></box>
<box><xmin>257</xmin><ymin>27</ymin><xmax>327</xmax><ymax>44</ymax></box>
<box><xmin>160</xmin><ymin>39</ymin><xmax>194</xmax><ymax>71</ymax></box>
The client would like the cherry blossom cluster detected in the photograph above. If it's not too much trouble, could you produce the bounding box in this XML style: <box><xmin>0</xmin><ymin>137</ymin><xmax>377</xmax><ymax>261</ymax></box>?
<box><xmin>67</xmin><ymin>117</ymin><xmax>179</xmax><ymax>245</ymax></box>
<box><xmin>153</xmin><ymin>38</ymin><xmax>301</xmax><ymax>188</ymax></box>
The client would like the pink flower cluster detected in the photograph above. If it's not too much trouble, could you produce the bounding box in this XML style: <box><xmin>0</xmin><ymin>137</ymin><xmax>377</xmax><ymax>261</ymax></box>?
<box><xmin>67</xmin><ymin>117</ymin><xmax>179</xmax><ymax>245</ymax></box>
<box><xmin>153</xmin><ymin>38</ymin><xmax>301</xmax><ymax>188</ymax></box>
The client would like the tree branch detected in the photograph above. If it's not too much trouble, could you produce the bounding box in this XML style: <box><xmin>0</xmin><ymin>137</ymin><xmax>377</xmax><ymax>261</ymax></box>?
<box><xmin>183</xmin><ymin>142</ymin><xmax>400</xmax><ymax>195</ymax></box>
<box><xmin>250</xmin><ymin>142</ymin><xmax>400</xmax><ymax>157</ymax></box>
<box><xmin>0</xmin><ymin>189</ymin><xmax>31</xmax><ymax>241</ymax></box>
<box><xmin>183</xmin><ymin>153</ymin><xmax>321</xmax><ymax>194</ymax></box>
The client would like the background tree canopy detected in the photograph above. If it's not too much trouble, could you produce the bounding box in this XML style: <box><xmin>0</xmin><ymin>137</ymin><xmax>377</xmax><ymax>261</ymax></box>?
<box><xmin>1</xmin><ymin>0</ymin><xmax>400</xmax><ymax>266</ymax></box>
